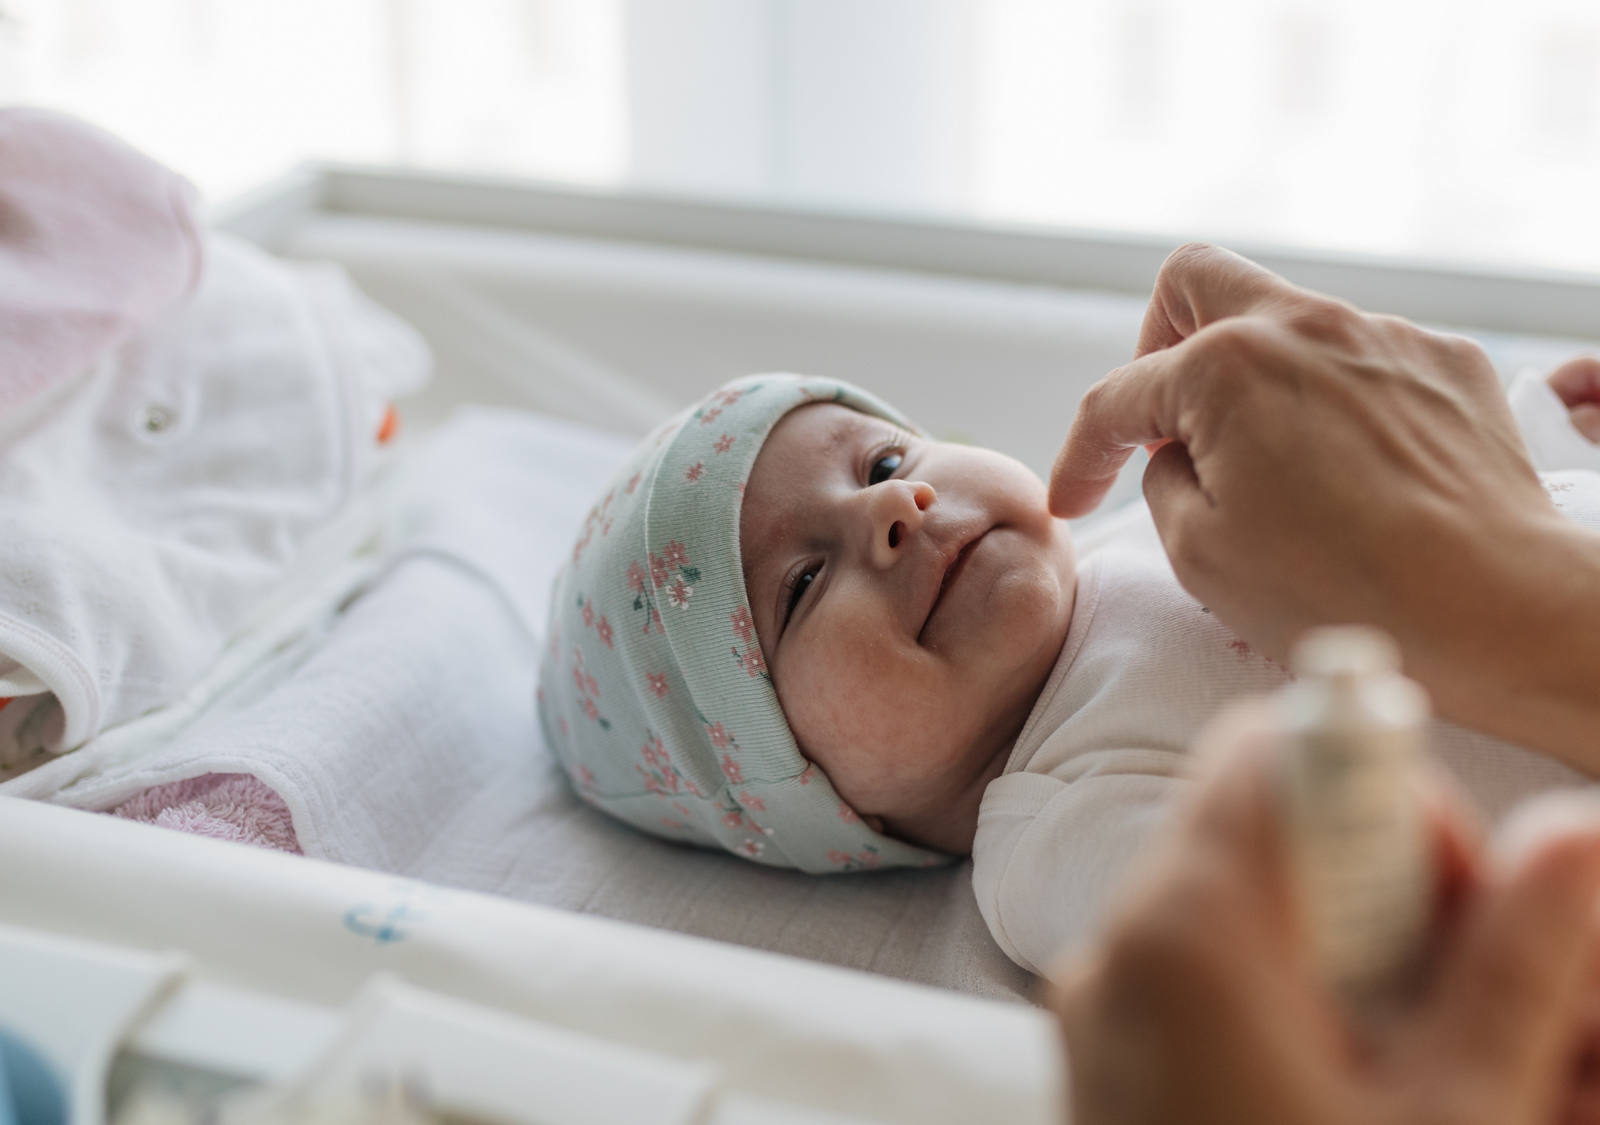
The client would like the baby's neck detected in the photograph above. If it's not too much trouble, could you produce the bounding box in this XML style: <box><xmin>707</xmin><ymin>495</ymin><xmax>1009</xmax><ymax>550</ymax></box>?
<box><xmin>887</xmin><ymin>582</ymin><xmax>1076</xmax><ymax>856</ymax></box>
<box><xmin>881</xmin><ymin>709</ymin><xmax>1029</xmax><ymax>856</ymax></box>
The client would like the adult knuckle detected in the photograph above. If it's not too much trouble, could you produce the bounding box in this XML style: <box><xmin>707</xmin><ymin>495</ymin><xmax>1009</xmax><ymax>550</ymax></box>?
<box><xmin>1285</xmin><ymin>298</ymin><xmax>1361</xmax><ymax>346</ymax></box>
<box><xmin>1428</xmin><ymin>330</ymin><xmax>1502</xmax><ymax>397</ymax></box>
<box><xmin>1366</xmin><ymin>313</ymin><xmax>1451</xmax><ymax>365</ymax></box>
<box><xmin>1431</xmin><ymin>327</ymin><xmax>1489</xmax><ymax>365</ymax></box>
<box><xmin>1194</xmin><ymin>316</ymin><xmax>1276</xmax><ymax>368</ymax></box>
<box><xmin>1366</xmin><ymin>312</ymin><xmax>1415</xmax><ymax>339</ymax></box>
<box><xmin>1156</xmin><ymin>241</ymin><xmax>1224</xmax><ymax>291</ymax></box>
<box><xmin>1162</xmin><ymin>240</ymin><xmax>1223</xmax><ymax>273</ymax></box>
<box><xmin>1076</xmin><ymin>374</ymin><xmax>1113</xmax><ymax>413</ymax></box>
<box><xmin>1072</xmin><ymin>376</ymin><xmax>1119</xmax><ymax>431</ymax></box>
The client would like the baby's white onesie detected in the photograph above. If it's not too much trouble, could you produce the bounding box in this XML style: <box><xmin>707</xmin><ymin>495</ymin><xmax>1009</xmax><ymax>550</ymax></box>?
<box><xmin>972</xmin><ymin>373</ymin><xmax>1600</xmax><ymax>975</ymax></box>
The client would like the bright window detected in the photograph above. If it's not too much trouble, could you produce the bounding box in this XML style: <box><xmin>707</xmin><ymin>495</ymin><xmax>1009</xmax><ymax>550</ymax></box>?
<box><xmin>7</xmin><ymin>0</ymin><xmax>1599</xmax><ymax>274</ymax></box>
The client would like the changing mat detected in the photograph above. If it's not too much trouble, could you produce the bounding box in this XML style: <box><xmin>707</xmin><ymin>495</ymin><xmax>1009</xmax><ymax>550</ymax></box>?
<box><xmin>5</xmin><ymin>409</ymin><xmax>1033</xmax><ymax>1002</ymax></box>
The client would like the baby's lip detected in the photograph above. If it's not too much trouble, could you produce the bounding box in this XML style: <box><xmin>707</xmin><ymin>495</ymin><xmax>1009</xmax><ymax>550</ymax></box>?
<box><xmin>918</xmin><ymin>528</ymin><xmax>988</xmax><ymax>643</ymax></box>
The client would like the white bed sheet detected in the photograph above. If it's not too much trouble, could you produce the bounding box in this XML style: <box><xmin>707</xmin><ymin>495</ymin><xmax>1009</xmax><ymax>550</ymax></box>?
<box><xmin>5</xmin><ymin>407</ymin><xmax>1035</xmax><ymax>1004</ymax></box>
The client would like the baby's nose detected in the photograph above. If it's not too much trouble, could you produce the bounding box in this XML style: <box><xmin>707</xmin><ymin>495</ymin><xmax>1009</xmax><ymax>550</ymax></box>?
<box><xmin>873</xmin><ymin>480</ymin><xmax>936</xmax><ymax>561</ymax></box>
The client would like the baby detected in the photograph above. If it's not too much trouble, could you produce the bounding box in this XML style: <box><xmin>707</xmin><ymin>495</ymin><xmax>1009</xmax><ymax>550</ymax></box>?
<box><xmin>537</xmin><ymin>363</ymin><xmax>1600</xmax><ymax>975</ymax></box>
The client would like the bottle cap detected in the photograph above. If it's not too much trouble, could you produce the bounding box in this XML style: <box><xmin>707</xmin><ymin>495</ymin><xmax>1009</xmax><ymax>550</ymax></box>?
<box><xmin>1290</xmin><ymin>625</ymin><xmax>1400</xmax><ymax>681</ymax></box>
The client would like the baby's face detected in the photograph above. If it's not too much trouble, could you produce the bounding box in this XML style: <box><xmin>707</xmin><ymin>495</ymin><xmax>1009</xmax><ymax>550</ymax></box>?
<box><xmin>740</xmin><ymin>403</ymin><xmax>1077</xmax><ymax>849</ymax></box>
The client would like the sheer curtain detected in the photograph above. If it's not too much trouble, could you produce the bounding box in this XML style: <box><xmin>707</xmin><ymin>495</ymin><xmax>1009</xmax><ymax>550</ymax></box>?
<box><xmin>8</xmin><ymin>0</ymin><xmax>1599</xmax><ymax>273</ymax></box>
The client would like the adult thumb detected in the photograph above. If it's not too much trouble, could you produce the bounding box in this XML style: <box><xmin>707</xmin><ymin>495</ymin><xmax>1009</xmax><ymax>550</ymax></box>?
<box><xmin>1139</xmin><ymin>439</ymin><xmax>1217</xmax><ymax>572</ymax></box>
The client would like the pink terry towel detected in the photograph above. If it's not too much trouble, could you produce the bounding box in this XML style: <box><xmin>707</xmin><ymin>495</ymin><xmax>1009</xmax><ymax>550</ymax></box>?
<box><xmin>0</xmin><ymin>107</ymin><xmax>204</xmax><ymax>418</ymax></box>
<box><xmin>108</xmin><ymin>774</ymin><xmax>302</xmax><ymax>854</ymax></box>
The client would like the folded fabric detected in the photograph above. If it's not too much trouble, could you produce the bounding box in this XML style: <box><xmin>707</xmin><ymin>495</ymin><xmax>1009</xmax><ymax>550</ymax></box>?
<box><xmin>0</xmin><ymin>232</ymin><xmax>430</xmax><ymax>769</ymax></box>
<box><xmin>0</xmin><ymin>107</ymin><xmax>202</xmax><ymax>427</ymax></box>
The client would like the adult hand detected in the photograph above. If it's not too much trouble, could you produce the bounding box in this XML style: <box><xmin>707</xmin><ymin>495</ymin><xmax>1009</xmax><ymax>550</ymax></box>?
<box><xmin>1048</xmin><ymin>701</ymin><xmax>1600</xmax><ymax>1125</ymax></box>
<box><xmin>1048</xmin><ymin>244</ymin><xmax>1600</xmax><ymax>768</ymax></box>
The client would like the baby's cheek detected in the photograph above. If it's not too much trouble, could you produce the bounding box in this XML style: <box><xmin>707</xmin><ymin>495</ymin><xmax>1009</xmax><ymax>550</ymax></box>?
<box><xmin>781</xmin><ymin>645</ymin><xmax>885</xmax><ymax>745</ymax></box>
<box><xmin>778</xmin><ymin>631</ymin><xmax>914</xmax><ymax>755</ymax></box>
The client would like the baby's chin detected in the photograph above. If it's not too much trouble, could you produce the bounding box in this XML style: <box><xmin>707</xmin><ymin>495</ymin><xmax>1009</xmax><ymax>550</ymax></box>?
<box><xmin>994</xmin><ymin>523</ymin><xmax>1077</xmax><ymax>640</ymax></box>
<box><xmin>938</xmin><ymin>545</ymin><xmax>1075</xmax><ymax>691</ymax></box>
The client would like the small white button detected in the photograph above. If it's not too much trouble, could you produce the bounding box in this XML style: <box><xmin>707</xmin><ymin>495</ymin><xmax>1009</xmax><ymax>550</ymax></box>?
<box><xmin>140</xmin><ymin>404</ymin><xmax>175</xmax><ymax>434</ymax></box>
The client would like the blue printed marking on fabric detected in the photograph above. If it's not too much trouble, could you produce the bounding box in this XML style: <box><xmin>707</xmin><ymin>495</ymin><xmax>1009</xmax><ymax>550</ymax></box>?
<box><xmin>341</xmin><ymin>902</ymin><xmax>423</xmax><ymax>944</ymax></box>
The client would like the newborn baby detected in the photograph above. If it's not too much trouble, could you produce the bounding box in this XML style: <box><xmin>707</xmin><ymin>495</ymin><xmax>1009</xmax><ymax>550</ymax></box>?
<box><xmin>538</xmin><ymin>363</ymin><xmax>1600</xmax><ymax>974</ymax></box>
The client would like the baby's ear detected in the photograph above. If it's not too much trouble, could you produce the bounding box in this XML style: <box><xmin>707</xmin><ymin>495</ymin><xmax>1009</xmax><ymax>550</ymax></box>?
<box><xmin>1549</xmin><ymin>357</ymin><xmax>1600</xmax><ymax>444</ymax></box>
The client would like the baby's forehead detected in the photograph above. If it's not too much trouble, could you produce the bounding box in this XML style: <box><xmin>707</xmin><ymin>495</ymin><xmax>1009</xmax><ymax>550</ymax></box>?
<box><xmin>738</xmin><ymin>403</ymin><xmax>874</xmax><ymax>562</ymax></box>
<box><xmin>768</xmin><ymin>401</ymin><xmax>872</xmax><ymax>457</ymax></box>
<box><xmin>746</xmin><ymin>403</ymin><xmax>876</xmax><ymax>495</ymax></box>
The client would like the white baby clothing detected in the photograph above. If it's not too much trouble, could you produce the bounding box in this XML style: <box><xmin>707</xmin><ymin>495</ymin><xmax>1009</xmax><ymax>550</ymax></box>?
<box><xmin>973</xmin><ymin>373</ymin><xmax>1600</xmax><ymax>975</ymax></box>
<box><xmin>0</xmin><ymin>233</ymin><xmax>429</xmax><ymax>772</ymax></box>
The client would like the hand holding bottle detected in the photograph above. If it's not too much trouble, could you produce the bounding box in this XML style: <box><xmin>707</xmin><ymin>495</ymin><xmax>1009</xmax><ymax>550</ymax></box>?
<box><xmin>1049</xmin><ymin>691</ymin><xmax>1600</xmax><ymax>1125</ymax></box>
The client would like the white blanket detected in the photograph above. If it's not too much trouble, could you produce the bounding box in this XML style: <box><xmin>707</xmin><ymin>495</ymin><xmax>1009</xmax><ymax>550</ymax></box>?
<box><xmin>7</xmin><ymin>409</ymin><xmax>1031</xmax><ymax>1002</ymax></box>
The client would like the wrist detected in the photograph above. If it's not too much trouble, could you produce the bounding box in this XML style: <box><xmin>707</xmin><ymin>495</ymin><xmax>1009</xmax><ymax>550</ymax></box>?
<box><xmin>1410</xmin><ymin>512</ymin><xmax>1600</xmax><ymax>770</ymax></box>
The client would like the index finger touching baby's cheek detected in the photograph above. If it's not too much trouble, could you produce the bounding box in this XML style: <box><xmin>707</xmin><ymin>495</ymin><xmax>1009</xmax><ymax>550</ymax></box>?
<box><xmin>1048</xmin><ymin>347</ymin><xmax>1195</xmax><ymax>518</ymax></box>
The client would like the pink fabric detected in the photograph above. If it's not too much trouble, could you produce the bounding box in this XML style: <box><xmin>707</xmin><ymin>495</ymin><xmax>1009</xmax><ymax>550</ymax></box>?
<box><xmin>0</xmin><ymin>107</ymin><xmax>203</xmax><ymax>418</ymax></box>
<box><xmin>107</xmin><ymin>773</ymin><xmax>302</xmax><ymax>854</ymax></box>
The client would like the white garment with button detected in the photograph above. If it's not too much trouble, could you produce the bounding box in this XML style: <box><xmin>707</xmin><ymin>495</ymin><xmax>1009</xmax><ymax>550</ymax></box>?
<box><xmin>0</xmin><ymin>234</ymin><xmax>429</xmax><ymax>771</ymax></box>
<box><xmin>972</xmin><ymin>372</ymin><xmax>1600</xmax><ymax>975</ymax></box>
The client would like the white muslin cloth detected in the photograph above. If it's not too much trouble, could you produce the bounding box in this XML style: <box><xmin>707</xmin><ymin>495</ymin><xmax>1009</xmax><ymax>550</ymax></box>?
<box><xmin>973</xmin><ymin>376</ymin><xmax>1600</xmax><ymax>975</ymax></box>
<box><xmin>0</xmin><ymin>234</ymin><xmax>429</xmax><ymax>770</ymax></box>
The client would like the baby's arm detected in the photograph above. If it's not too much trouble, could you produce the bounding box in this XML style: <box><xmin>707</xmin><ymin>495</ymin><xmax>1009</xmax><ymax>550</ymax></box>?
<box><xmin>972</xmin><ymin>750</ymin><xmax>1185</xmax><ymax>976</ymax></box>
<box><xmin>1508</xmin><ymin>356</ymin><xmax>1600</xmax><ymax>473</ymax></box>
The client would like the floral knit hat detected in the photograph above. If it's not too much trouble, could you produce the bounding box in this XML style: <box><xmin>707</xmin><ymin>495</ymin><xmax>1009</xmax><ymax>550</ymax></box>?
<box><xmin>537</xmin><ymin>374</ymin><xmax>951</xmax><ymax>874</ymax></box>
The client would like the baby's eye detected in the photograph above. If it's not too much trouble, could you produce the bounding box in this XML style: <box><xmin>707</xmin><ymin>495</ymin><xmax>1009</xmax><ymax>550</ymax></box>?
<box><xmin>868</xmin><ymin>451</ymin><xmax>903</xmax><ymax>486</ymax></box>
<box><xmin>783</xmin><ymin>563</ymin><xmax>819</xmax><ymax>625</ymax></box>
